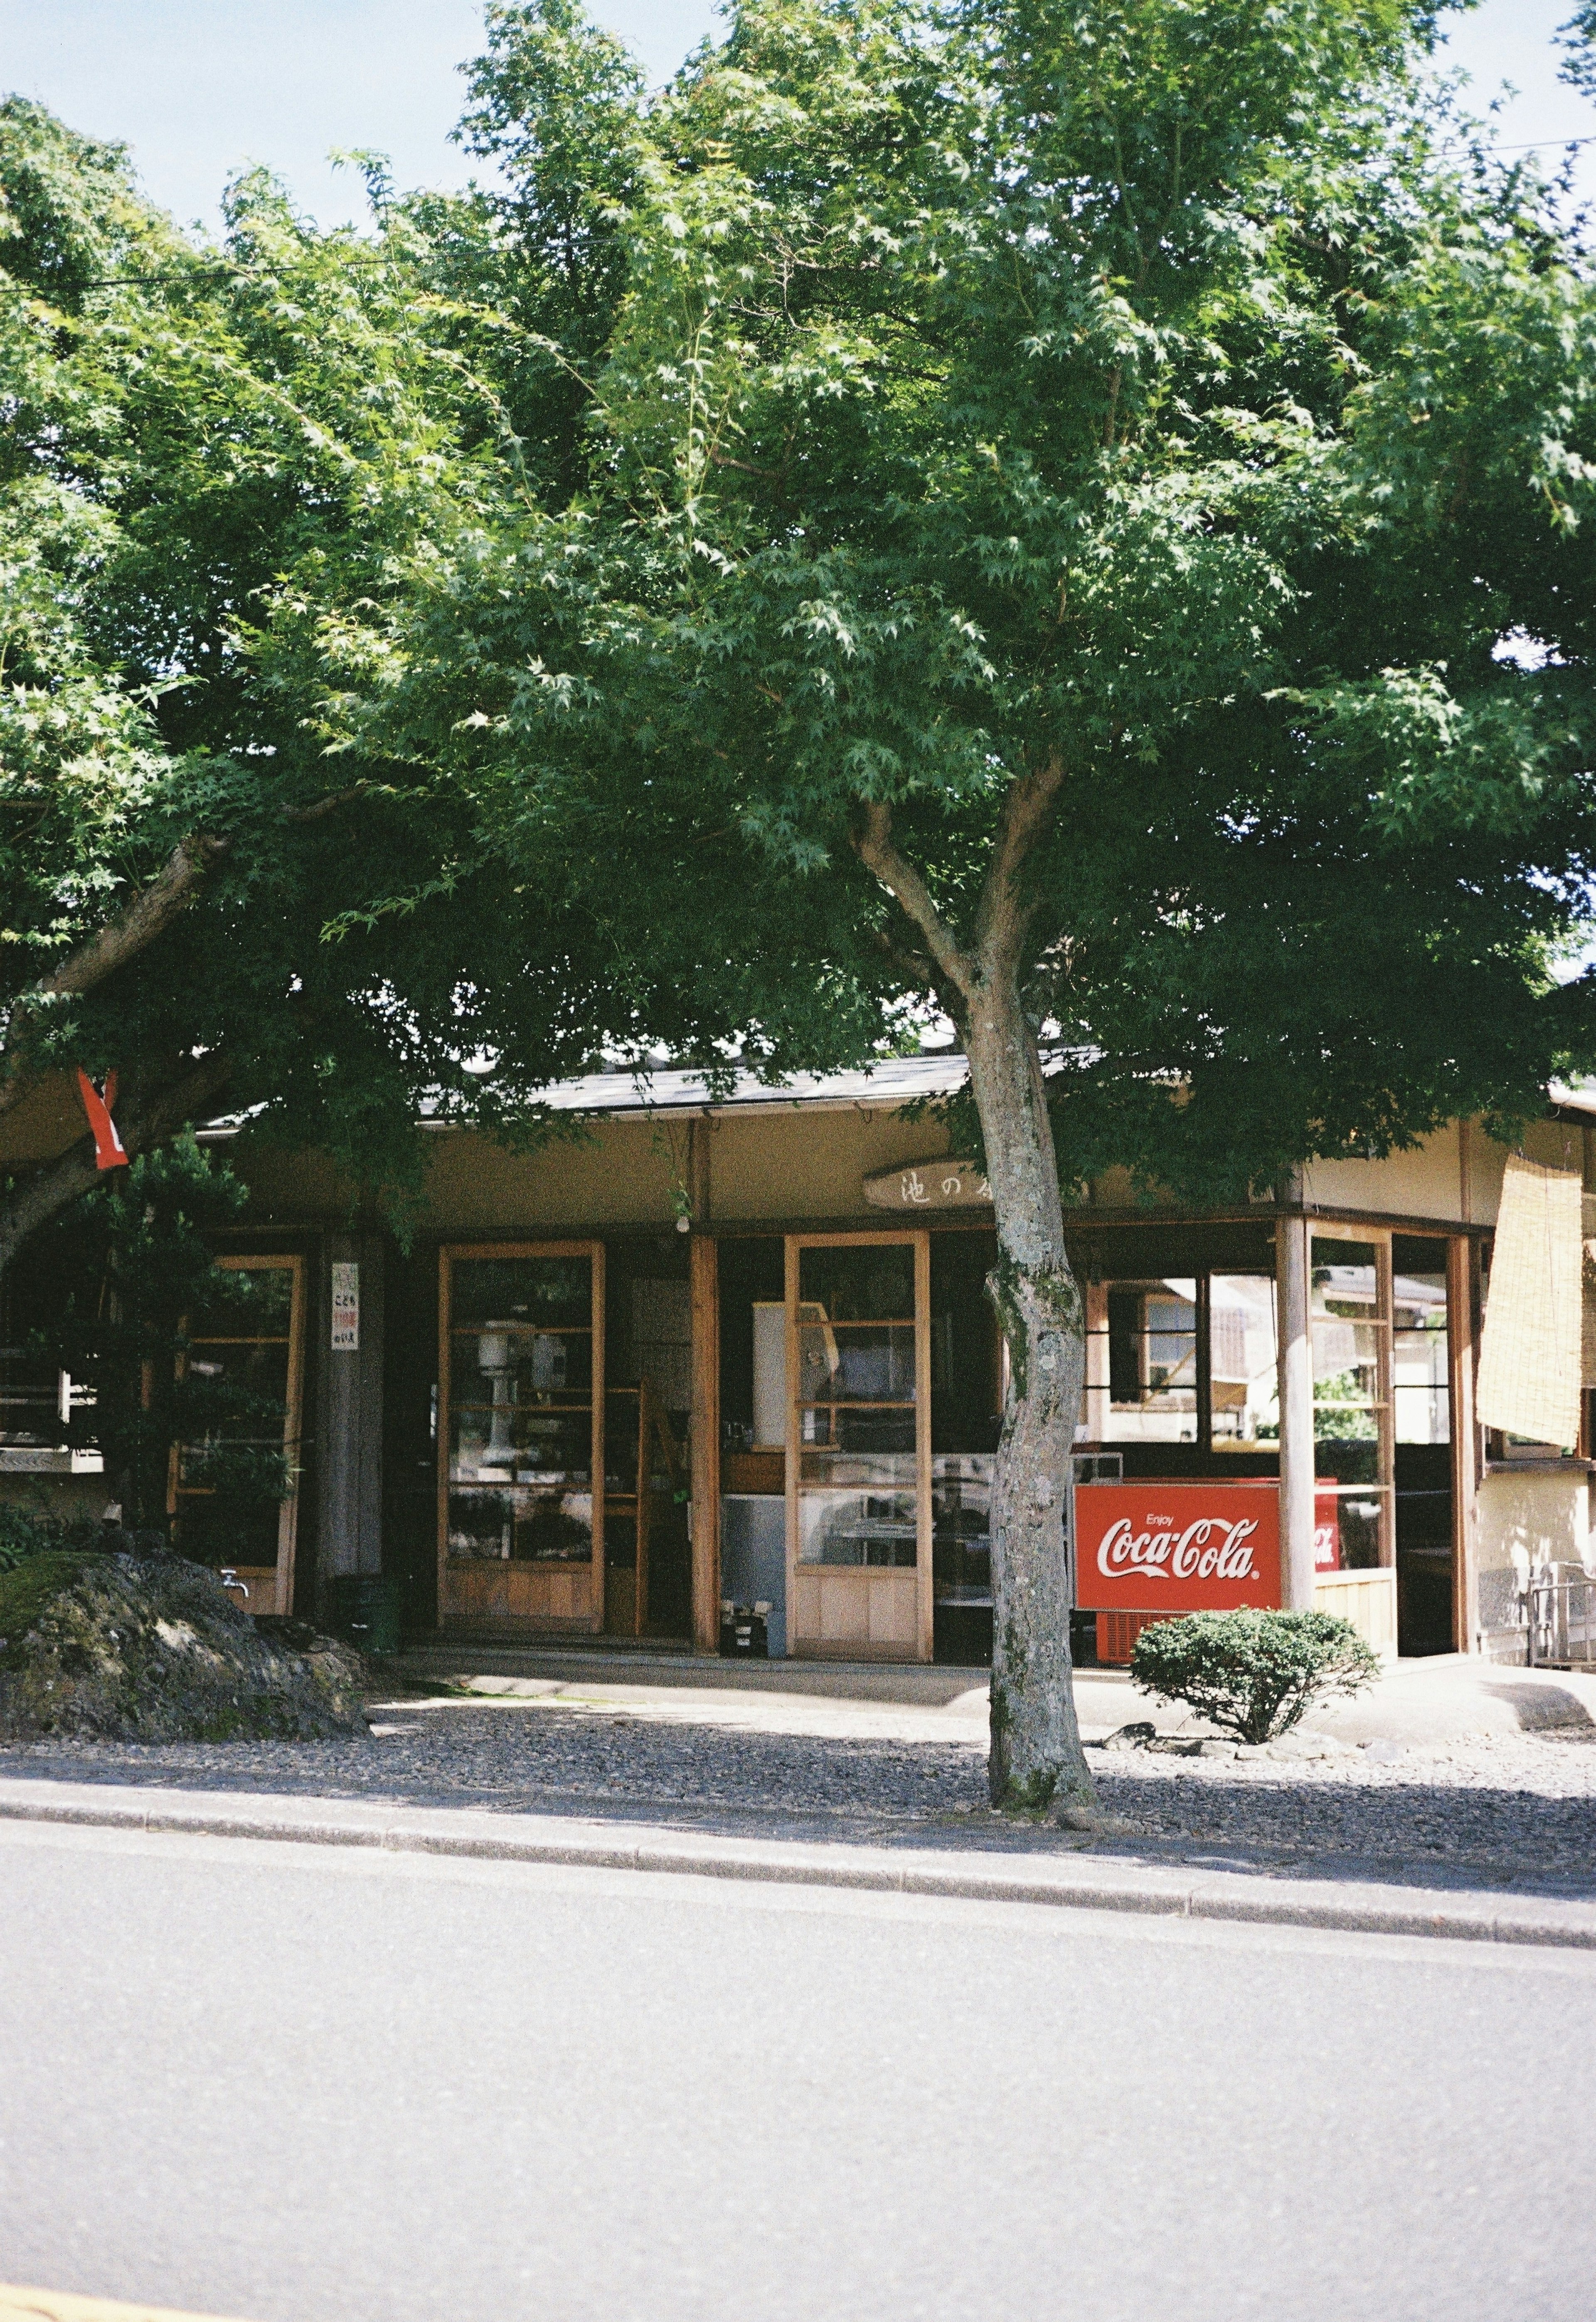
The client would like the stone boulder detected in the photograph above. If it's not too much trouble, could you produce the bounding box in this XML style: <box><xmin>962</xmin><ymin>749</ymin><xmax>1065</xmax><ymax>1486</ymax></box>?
<box><xmin>0</xmin><ymin>1550</ymin><xmax>369</xmax><ymax>1742</ymax></box>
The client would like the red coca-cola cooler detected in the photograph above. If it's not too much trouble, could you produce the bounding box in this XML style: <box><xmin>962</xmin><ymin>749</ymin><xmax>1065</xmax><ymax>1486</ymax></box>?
<box><xmin>1076</xmin><ymin>1482</ymin><xmax>1283</xmax><ymax>1665</ymax></box>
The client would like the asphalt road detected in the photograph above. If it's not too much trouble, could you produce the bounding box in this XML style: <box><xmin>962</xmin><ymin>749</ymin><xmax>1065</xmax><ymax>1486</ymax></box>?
<box><xmin>1</xmin><ymin>1821</ymin><xmax>1591</xmax><ymax>2322</ymax></box>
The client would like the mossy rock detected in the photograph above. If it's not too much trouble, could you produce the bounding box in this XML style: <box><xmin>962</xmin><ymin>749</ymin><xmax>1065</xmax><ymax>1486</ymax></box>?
<box><xmin>0</xmin><ymin>1552</ymin><xmax>370</xmax><ymax>1743</ymax></box>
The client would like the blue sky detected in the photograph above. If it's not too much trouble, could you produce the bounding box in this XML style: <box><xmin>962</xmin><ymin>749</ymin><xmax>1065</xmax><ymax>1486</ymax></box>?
<box><xmin>1</xmin><ymin>0</ymin><xmax>1593</xmax><ymax>234</ymax></box>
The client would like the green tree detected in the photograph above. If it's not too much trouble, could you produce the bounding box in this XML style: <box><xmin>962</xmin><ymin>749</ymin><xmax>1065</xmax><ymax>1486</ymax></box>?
<box><xmin>26</xmin><ymin>1138</ymin><xmax>293</xmax><ymax>1543</ymax></box>
<box><xmin>0</xmin><ymin>100</ymin><xmax>578</xmax><ymax>1266</ymax></box>
<box><xmin>315</xmin><ymin>0</ymin><xmax>1596</xmax><ymax>1816</ymax></box>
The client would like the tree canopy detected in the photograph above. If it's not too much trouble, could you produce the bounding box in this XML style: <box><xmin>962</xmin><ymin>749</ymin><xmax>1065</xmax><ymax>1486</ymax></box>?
<box><xmin>312</xmin><ymin>0</ymin><xmax>1596</xmax><ymax>1196</ymax></box>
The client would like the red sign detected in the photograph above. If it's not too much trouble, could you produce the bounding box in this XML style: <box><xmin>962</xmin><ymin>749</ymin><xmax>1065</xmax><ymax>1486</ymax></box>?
<box><xmin>1076</xmin><ymin>1483</ymin><xmax>1281</xmax><ymax>1613</ymax></box>
<box><xmin>1314</xmin><ymin>1484</ymin><xmax>1341</xmax><ymax>1573</ymax></box>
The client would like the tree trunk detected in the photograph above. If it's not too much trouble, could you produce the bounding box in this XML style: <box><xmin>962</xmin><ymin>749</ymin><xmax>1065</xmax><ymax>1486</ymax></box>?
<box><xmin>964</xmin><ymin>970</ymin><xmax>1094</xmax><ymax>1822</ymax></box>
<box><xmin>849</xmin><ymin>768</ymin><xmax>1091</xmax><ymax>1821</ymax></box>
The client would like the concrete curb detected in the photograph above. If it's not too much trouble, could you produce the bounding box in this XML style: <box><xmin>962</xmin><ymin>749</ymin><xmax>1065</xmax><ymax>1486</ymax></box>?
<box><xmin>2</xmin><ymin>1777</ymin><xmax>1594</xmax><ymax>1951</ymax></box>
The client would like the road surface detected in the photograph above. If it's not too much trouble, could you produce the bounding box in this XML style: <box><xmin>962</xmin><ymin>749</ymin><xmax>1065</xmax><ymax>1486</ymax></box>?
<box><xmin>0</xmin><ymin>1817</ymin><xmax>1590</xmax><ymax>2321</ymax></box>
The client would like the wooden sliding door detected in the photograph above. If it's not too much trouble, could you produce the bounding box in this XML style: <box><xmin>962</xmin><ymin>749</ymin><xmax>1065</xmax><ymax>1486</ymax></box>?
<box><xmin>438</xmin><ymin>1242</ymin><xmax>605</xmax><ymax>1632</ymax></box>
<box><xmin>170</xmin><ymin>1253</ymin><xmax>304</xmax><ymax>1616</ymax></box>
<box><xmin>786</xmin><ymin>1231</ymin><xmax>932</xmax><ymax>1662</ymax></box>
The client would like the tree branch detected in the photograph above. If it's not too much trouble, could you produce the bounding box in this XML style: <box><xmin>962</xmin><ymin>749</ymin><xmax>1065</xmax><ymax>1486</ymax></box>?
<box><xmin>0</xmin><ymin>1052</ymin><xmax>232</xmax><ymax>1278</ymax></box>
<box><xmin>850</xmin><ymin>801</ymin><xmax>973</xmax><ymax>1000</ymax></box>
<box><xmin>0</xmin><ymin>832</ymin><xmax>229</xmax><ymax>1115</ymax></box>
<box><xmin>281</xmin><ymin>783</ymin><xmax>369</xmax><ymax>824</ymax></box>
<box><xmin>973</xmin><ymin>757</ymin><xmax>1064</xmax><ymax>980</ymax></box>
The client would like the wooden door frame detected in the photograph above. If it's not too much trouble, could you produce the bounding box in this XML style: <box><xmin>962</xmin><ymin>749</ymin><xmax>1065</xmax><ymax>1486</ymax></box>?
<box><xmin>1306</xmin><ymin>1219</ymin><xmax>1395</xmax><ymax>1569</ymax></box>
<box><xmin>784</xmin><ymin>1228</ymin><xmax>932</xmax><ymax>1663</ymax></box>
<box><xmin>437</xmin><ymin>1240</ymin><xmax>606</xmax><ymax>1631</ymax></box>
<box><xmin>170</xmin><ymin>1252</ymin><xmax>305</xmax><ymax>1616</ymax></box>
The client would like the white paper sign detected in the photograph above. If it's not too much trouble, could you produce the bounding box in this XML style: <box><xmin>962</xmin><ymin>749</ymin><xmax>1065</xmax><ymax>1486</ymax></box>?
<box><xmin>331</xmin><ymin>1261</ymin><xmax>360</xmax><ymax>1351</ymax></box>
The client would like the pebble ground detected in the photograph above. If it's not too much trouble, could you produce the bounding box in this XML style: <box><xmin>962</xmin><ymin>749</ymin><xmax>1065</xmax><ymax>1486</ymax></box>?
<box><xmin>6</xmin><ymin>1697</ymin><xmax>1596</xmax><ymax>1894</ymax></box>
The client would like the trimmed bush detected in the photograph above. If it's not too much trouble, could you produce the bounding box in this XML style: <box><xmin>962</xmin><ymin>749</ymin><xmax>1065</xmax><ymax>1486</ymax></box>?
<box><xmin>0</xmin><ymin>1504</ymin><xmax>98</xmax><ymax>1574</ymax></box>
<box><xmin>1129</xmin><ymin>1608</ymin><xmax>1381</xmax><ymax>1745</ymax></box>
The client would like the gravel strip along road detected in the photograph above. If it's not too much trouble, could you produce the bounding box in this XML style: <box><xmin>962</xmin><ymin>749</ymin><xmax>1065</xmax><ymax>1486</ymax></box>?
<box><xmin>5</xmin><ymin>1697</ymin><xmax>1596</xmax><ymax>1894</ymax></box>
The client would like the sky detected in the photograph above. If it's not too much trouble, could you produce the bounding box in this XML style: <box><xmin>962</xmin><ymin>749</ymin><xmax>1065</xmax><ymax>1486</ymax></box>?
<box><xmin>1</xmin><ymin>0</ymin><xmax>1594</xmax><ymax>236</ymax></box>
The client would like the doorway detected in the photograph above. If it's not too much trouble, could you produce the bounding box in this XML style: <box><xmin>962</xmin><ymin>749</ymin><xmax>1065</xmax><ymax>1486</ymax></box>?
<box><xmin>787</xmin><ymin>1232</ymin><xmax>932</xmax><ymax>1662</ymax></box>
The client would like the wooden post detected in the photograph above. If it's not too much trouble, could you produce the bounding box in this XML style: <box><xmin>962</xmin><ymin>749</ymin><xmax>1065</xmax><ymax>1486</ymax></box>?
<box><xmin>689</xmin><ymin>1231</ymin><xmax>721</xmax><ymax>1653</ymax></box>
<box><xmin>1276</xmin><ymin>1209</ymin><xmax>1316</xmax><ymax>1609</ymax></box>
<box><xmin>914</xmin><ymin>1229</ymin><xmax>933</xmax><ymax>1665</ymax></box>
<box><xmin>1448</xmin><ymin>1233</ymin><xmax>1480</xmax><ymax>1653</ymax></box>
<box><xmin>316</xmin><ymin>1230</ymin><xmax>386</xmax><ymax>1619</ymax></box>
<box><xmin>635</xmin><ymin>1374</ymin><xmax>652</xmax><ymax>1637</ymax></box>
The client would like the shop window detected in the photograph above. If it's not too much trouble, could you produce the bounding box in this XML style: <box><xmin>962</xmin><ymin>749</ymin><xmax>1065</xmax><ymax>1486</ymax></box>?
<box><xmin>444</xmin><ymin>1250</ymin><xmax>598</xmax><ymax>1563</ymax></box>
<box><xmin>1105</xmin><ymin>1281</ymin><xmax>1197</xmax><ymax>1424</ymax></box>
<box><xmin>1392</xmin><ymin>1246</ymin><xmax>1450</xmax><ymax>1446</ymax></box>
<box><xmin>1209</xmin><ymin>1275</ymin><xmax>1280</xmax><ymax>1450</ymax></box>
<box><xmin>1311</xmin><ymin>1235</ymin><xmax>1390</xmax><ymax>1569</ymax></box>
<box><xmin>1390</xmin><ymin>1235</ymin><xmax>1455</xmax><ymax>1654</ymax></box>
<box><xmin>602</xmin><ymin>1237</ymin><xmax>692</xmax><ymax>1638</ymax></box>
<box><xmin>1083</xmin><ymin>1267</ymin><xmax>1278</xmax><ymax>1458</ymax></box>
<box><xmin>717</xmin><ymin>1237</ymin><xmax>786</xmax><ymax>1494</ymax></box>
<box><xmin>0</xmin><ymin>1248</ymin><xmax>101</xmax><ymax>1479</ymax></box>
<box><xmin>796</xmin><ymin>1239</ymin><xmax>919</xmax><ymax>1566</ymax></box>
<box><xmin>172</xmin><ymin>1256</ymin><xmax>303</xmax><ymax>1610</ymax></box>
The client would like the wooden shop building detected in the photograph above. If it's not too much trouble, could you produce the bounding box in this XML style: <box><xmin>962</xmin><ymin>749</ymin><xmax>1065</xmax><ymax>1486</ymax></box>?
<box><xmin>5</xmin><ymin>1054</ymin><xmax>1594</xmax><ymax>1667</ymax></box>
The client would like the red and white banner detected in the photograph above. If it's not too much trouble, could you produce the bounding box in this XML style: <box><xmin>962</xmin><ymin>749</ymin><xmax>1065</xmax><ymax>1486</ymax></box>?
<box><xmin>1076</xmin><ymin>1483</ymin><xmax>1281</xmax><ymax>1614</ymax></box>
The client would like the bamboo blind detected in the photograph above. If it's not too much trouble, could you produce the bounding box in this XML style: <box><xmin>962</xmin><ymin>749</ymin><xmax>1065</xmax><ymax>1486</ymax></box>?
<box><xmin>1478</xmin><ymin>1154</ymin><xmax>1583</xmax><ymax>1447</ymax></box>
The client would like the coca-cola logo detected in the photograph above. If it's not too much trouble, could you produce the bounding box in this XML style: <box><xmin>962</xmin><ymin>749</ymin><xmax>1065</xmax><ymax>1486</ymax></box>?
<box><xmin>1094</xmin><ymin>1513</ymin><xmax>1260</xmax><ymax>1584</ymax></box>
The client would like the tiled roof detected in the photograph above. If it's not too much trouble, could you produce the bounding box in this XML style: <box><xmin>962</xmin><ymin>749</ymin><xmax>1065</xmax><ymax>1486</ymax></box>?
<box><xmin>424</xmin><ymin>1053</ymin><xmax>972</xmax><ymax>1120</ymax></box>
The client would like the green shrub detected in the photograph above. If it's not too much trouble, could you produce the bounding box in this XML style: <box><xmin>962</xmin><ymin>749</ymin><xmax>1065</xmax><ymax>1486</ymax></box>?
<box><xmin>0</xmin><ymin>1503</ymin><xmax>99</xmax><ymax>1575</ymax></box>
<box><xmin>1129</xmin><ymin>1608</ymin><xmax>1381</xmax><ymax>1745</ymax></box>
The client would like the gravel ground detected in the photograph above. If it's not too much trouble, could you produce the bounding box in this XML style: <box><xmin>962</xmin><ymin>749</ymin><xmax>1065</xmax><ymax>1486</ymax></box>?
<box><xmin>5</xmin><ymin>1698</ymin><xmax>1596</xmax><ymax>1894</ymax></box>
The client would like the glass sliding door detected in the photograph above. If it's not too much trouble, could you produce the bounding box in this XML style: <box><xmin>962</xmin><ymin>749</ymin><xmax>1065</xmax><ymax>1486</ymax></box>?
<box><xmin>1391</xmin><ymin>1234</ymin><xmax>1453</xmax><ymax>1653</ymax></box>
<box><xmin>1309</xmin><ymin>1229</ymin><xmax>1393</xmax><ymax>1571</ymax></box>
<box><xmin>172</xmin><ymin>1255</ymin><xmax>304</xmax><ymax>1615</ymax></box>
<box><xmin>787</xmin><ymin>1233</ymin><xmax>931</xmax><ymax>1661</ymax></box>
<box><xmin>438</xmin><ymin>1243</ymin><xmax>604</xmax><ymax>1631</ymax></box>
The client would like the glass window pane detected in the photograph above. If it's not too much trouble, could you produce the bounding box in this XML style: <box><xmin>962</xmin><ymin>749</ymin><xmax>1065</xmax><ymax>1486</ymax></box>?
<box><xmin>1087</xmin><ymin>1279</ymin><xmax>1197</xmax><ymax>1445</ymax></box>
<box><xmin>1392</xmin><ymin>1262</ymin><xmax>1449</xmax><ymax>1444</ymax></box>
<box><xmin>448</xmin><ymin>1485</ymin><xmax>594</xmax><ymax>1560</ymax></box>
<box><xmin>1312</xmin><ymin>1239</ymin><xmax>1384</xmax><ymax>1423</ymax></box>
<box><xmin>451</xmin><ymin>1327</ymin><xmax>594</xmax><ymax>1404</ymax></box>
<box><xmin>1335</xmin><ymin>1492</ymin><xmax>1385</xmax><ymax>1570</ymax></box>
<box><xmin>451</xmin><ymin>1404</ymin><xmax>590</xmax><ymax>1485</ymax></box>
<box><xmin>1210</xmin><ymin>1274</ymin><xmax>1279</xmax><ymax>1450</ymax></box>
<box><xmin>186</xmin><ymin>1341</ymin><xmax>291</xmax><ymax>1407</ymax></box>
<box><xmin>179</xmin><ymin>1507</ymin><xmax>281</xmax><ymax>1568</ymax></box>
<box><xmin>798</xmin><ymin>1485</ymin><xmax>918</xmax><ymax>1566</ymax></box>
<box><xmin>797</xmin><ymin>1320</ymin><xmax>915</xmax><ymax>1404</ymax></box>
<box><xmin>1313</xmin><ymin>1433</ymin><xmax>1380</xmax><ymax>1483</ymax></box>
<box><xmin>800</xmin><ymin>1450</ymin><xmax>918</xmax><ymax>1488</ymax></box>
<box><xmin>452</xmin><ymin>1255</ymin><xmax>591</xmax><ymax>1329</ymax></box>
<box><xmin>190</xmin><ymin>1265</ymin><xmax>293</xmax><ymax>1337</ymax></box>
<box><xmin>798</xmin><ymin>1244</ymin><xmax>914</xmax><ymax>1320</ymax></box>
<box><xmin>933</xmin><ymin>1453</ymin><xmax>991</xmax><ymax>1604</ymax></box>
<box><xmin>800</xmin><ymin>1405</ymin><xmax>916</xmax><ymax>1452</ymax></box>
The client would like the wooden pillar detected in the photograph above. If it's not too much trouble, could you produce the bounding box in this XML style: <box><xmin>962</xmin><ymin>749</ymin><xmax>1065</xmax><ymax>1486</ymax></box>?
<box><xmin>1448</xmin><ymin>1233</ymin><xmax>1480</xmax><ymax>1653</ymax></box>
<box><xmin>314</xmin><ymin>1230</ymin><xmax>386</xmax><ymax>1615</ymax></box>
<box><xmin>1276</xmin><ymin>1210</ymin><xmax>1316</xmax><ymax>1609</ymax></box>
<box><xmin>1082</xmin><ymin>1279</ymin><xmax>1109</xmax><ymax>1443</ymax></box>
<box><xmin>689</xmin><ymin>1227</ymin><xmax>721</xmax><ymax>1655</ymax></box>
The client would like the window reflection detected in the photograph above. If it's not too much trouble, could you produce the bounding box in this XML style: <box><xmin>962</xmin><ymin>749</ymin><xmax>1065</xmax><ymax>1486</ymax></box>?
<box><xmin>1210</xmin><ymin>1274</ymin><xmax>1279</xmax><ymax>1449</ymax></box>
<box><xmin>1312</xmin><ymin>1237</ymin><xmax>1389</xmax><ymax>1569</ymax></box>
<box><xmin>795</xmin><ymin>1243</ymin><xmax>920</xmax><ymax>1571</ymax></box>
<box><xmin>447</xmin><ymin>1253</ymin><xmax>596</xmax><ymax>1562</ymax></box>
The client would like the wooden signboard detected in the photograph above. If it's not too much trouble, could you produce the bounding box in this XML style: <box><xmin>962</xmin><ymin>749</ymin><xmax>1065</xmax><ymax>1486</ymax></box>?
<box><xmin>862</xmin><ymin>1159</ymin><xmax>993</xmax><ymax>1212</ymax></box>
